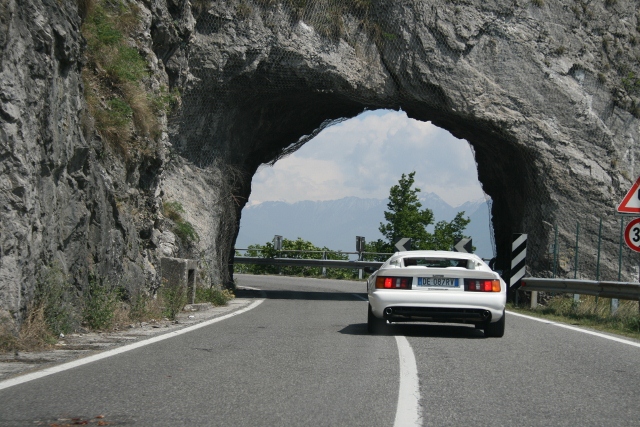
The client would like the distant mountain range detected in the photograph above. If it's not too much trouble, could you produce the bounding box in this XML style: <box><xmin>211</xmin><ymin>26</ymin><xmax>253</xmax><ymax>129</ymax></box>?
<box><xmin>236</xmin><ymin>194</ymin><xmax>495</xmax><ymax>259</ymax></box>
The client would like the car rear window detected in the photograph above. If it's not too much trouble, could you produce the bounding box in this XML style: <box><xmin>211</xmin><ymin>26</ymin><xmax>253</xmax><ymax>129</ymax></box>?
<box><xmin>403</xmin><ymin>258</ymin><xmax>468</xmax><ymax>268</ymax></box>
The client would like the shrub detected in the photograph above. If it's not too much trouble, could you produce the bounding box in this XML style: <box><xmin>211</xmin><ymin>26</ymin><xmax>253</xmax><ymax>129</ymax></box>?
<box><xmin>160</xmin><ymin>280</ymin><xmax>187</xmax><ymax>320</ymax></box>
<box><xmin>174</xmin><ymin>221</ymin><xmax>199</xmax><ymax>244</ymax></box>
<box><xmin>162</xmin><ymin>201</ymin><xmax>199</xmax><ymax>244</ymax></box>
<box><xmin>82</xmin><ymin>275</ymin><xmax>119</xmax><ymax>330</ymax></box>
<box><xmin>35</xmin><ymin>264</ymin><xmax>79</xmax><ymax>336</ymax></box>
<box><xmin>163</xmin><ymin>201</ymin><xmax>184</xmax><ymax>222</ymax></box>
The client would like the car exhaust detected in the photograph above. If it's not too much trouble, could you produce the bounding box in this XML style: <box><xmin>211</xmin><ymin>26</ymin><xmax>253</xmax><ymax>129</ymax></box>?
<box><xmin>384</xmin><ymin>307</ymin><xmax>393</xmax><ymax>317</ymax></box>
<box><xmin>482</xmin><ymin>310</ymin><xmax>491</xmax><ymax>320</ymax></box>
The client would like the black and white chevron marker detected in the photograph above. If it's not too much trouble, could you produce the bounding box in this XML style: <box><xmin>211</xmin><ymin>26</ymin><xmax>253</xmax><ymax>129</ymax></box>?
<box><xmin>394</xmin><ymin>237</ymin><xmax>412</xmax><ymax>252</ymax></box>
<box><xmin>453</xmin><ymin>238</ymin><xmax>472</xmax><ymax>253</ymax></box>
<box><xmin>510</xmin><ymin>233</ymin><xmax>527</xmax><ymax>287</ymax></box>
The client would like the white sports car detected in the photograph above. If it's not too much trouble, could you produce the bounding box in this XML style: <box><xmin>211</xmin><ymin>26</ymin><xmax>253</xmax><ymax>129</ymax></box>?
<box><xmin>367</xmin><ymin>250</ymin><xmax>507</xmax><ymax>337</ymax></box>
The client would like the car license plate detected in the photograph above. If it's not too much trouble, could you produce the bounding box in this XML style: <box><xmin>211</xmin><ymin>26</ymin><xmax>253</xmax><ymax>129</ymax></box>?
<box><xmin>417</xmin><ymin>277</ymin><xmax>458</xmax><ymax>287</ymax></box>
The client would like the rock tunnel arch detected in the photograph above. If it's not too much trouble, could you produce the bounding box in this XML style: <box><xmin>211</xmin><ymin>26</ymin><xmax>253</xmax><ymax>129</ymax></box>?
<box><xmin>160</xmin><ymin>0</ymin><xmax>640</xmax><ymax>286</ymax></box>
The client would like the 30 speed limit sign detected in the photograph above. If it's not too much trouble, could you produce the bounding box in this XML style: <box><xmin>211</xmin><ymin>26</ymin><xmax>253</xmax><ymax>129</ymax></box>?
<box><xmin>624</xmin><ymin>218</ymin><xmax>640</xmax><ymax>252</ymax></box>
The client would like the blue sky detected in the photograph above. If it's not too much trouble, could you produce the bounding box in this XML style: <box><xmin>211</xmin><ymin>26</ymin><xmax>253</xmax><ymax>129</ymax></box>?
<box><xmin>248</xmin><ymin>110</ymin><xmax>487</xmax><ymax>207</ymax></box>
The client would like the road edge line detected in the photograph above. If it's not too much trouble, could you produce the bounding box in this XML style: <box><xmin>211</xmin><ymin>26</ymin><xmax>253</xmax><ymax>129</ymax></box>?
<box><xmin>0</xmin><ymin>299</ymin><xmax>265</xmax><ymax>391</ymax></box>
<box><xmin>506</xmin><ymin>310</ymin><xmax>640</xmax><ymax>348</ymax></box>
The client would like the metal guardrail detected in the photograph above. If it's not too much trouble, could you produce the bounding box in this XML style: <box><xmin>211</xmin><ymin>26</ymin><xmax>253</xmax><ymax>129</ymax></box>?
<box><xmin>234</xmin><ymin>257</ymin><xmax>640</xmax><ymax>303</ymax></box>
<box><xmin>521</xmin><ymin>278</ymin><xmax>640</xmax><ymax>302</ymax></box>
<box><xmin>234</xmin><ymin>257</ymin><xmax>383</xmax><ymax>270</ymax></box>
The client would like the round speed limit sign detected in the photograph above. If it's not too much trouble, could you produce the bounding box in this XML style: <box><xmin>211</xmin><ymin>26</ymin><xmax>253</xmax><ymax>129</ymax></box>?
<box><xmin>624</xmin><ymin>218</ymin><xmax>640</xmax><ymax>253</ymax></box>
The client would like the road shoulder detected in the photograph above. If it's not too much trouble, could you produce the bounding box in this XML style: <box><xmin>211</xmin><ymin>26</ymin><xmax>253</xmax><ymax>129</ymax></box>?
<box><xmin>0</xmin><ymin>294</ymin><xmax>257</xmax><ymax>382</ymax></box>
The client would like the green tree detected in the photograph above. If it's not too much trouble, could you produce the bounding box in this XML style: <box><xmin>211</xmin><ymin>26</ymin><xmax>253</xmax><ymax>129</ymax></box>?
<box><xmin>378</xmin><ymin>172</ymin><xmax>471</xmax><ymax>251</ymax></box>
<box><xmin>426</xmin><ymin>212</ymin><xmax>472</xmax><ymax>251</ymax></box>
<box><xmin>379</xmin><ymin>172</ymin><xmax>434</xmax><ymax>249</ymax></box>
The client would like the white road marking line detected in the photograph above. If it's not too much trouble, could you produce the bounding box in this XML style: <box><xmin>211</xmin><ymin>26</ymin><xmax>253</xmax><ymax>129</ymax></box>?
<box><xmin>507</xmin><ymin>310</ymin><xmax>640</xmax><ymax>348</ymax></box>
<box><xmin>354</xmin><ymin>293</ymin><xmax>422</xmax><ymax>425</ymax></box>
<box><xmin>0</xmin><ymin>299</ymin><xmax>265</xmax><ymax>391</ymax></box>
<box><xmin>394</xmin><ymin>335</ymin><xmax>423</xmax><ymax>427</ymax></box>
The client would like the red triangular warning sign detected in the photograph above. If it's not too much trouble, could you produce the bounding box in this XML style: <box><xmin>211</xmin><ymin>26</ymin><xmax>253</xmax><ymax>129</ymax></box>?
<box><xmin>617</xmin><ymin>176</ymin><xmax>640</xmax><ymax>213</ymax></box>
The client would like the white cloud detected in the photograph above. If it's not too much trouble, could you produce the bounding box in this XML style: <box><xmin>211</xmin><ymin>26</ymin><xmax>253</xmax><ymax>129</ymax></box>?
<box><xmin>248</xmin><ymin>110</ymin><xmax>486</xmax><ymax>207</ymax></box>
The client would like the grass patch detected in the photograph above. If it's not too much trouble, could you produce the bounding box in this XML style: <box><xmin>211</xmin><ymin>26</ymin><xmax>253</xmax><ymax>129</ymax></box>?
<box><xmin>81</xmin><ymin>0</ymin><xmax>178</xmax><ymax>161</ymax></box>
<box><xmin>0</xmin><ymin>307</ymin><xmax>58</xmax><ymax>352</ymax></box>
<box><xmin>195</xmin><ymin>287</ymin><xmax>235</xmax><ymax>306</ymax></box>
<box><xmin>127</xmin><ymin>290</ymin><xmax>162</xmax><ymax>322</ymax></box>
<box><xmin>509</xmin><ymin>295</ymin><xmax>640</xmax><ymax>340</ymax></box>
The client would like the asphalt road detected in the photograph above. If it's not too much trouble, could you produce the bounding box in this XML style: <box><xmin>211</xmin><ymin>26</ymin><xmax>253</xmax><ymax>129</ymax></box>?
<box><xmin>0</xmin><ymin>274</ymin><xmax>639</xmax><ymax>426</ymax></box>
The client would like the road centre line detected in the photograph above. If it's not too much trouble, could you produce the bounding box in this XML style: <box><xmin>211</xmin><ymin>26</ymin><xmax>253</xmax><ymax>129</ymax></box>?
<box><xmin>507</xmin><ymin>310</ymin><xmax>640</xmax><ymax>348</ymax></box>
<box><xmin>352</xmin><ymin>293</ymin><xmax>422</xmax><ymax>426</ymax></box>
<box><xmin>0</xmin><ymin>299</ymin><xmax>265</xmax><ymax>391</ymax></box>
<box><xmin>394</xmin><ymin>336</ymin><xmax>423</xmax><ymax>427</ymax></box>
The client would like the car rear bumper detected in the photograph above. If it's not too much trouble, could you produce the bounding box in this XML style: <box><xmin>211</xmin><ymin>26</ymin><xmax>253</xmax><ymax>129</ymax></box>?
<box><xmin>368</xmin><ymin>290</ymin><xmax>506</xmax><ymax>324</ymax></box>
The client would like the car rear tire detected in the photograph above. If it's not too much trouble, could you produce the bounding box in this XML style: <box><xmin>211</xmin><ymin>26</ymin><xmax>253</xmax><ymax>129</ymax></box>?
<box><xmin>368</xmin><ymin>303</ymin><xmax>388</xmax><ymax>335</ymax></box>
<box><xmin>483</xmin><ymin>310</ymin><xmax>505</xmax><ymax>338</ymax></box>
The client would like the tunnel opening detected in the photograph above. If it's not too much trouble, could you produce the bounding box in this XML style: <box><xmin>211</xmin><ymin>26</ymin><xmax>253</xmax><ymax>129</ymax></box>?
<box><xmin>237</xmin><ymin>109</ymin><xmax>496</xmax><ymax>258</ymax></box>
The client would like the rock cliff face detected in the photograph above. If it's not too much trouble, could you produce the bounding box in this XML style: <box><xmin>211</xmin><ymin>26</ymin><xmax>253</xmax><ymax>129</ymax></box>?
<box><xmin>2</xmin><ymin>0</ymin><xmax>640</xmax><ymax>319</ymax></box>
<box><xmin>0</xmin><ymin>0</ymin><xmax>164</xmax><ymax>321</ymax></box>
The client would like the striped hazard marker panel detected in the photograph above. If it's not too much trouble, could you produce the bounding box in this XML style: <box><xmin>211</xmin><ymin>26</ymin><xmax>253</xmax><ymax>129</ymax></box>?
<box><xmin>510</xmin><ymin>233</ymin><xmax>527</xmax><ymax>287</ymax></box>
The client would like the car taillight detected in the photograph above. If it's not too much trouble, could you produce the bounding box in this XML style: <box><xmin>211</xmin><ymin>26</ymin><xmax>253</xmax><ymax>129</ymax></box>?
<box><xmin>464</xmin><ymin>279</ymin><xmax>501</xmax><ymax>292</ymax></box>
<box><xmin>375</xmin><ymin>276</ymin><xmax>413</xmax><ymax>289</ymax></box>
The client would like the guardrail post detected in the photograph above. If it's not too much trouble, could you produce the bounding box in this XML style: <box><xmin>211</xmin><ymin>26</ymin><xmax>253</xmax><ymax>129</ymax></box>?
<box><xmin>611</xmin><ymin>298</ymin><xmax>619</xmax><ymax>315</ymax></box>
<box><xmin>322</xmin><ymin>251</ymin><xmax>326</xmax><ymax>277</ymax></box>
<box><xmin>530</xmin><ymin>291</ymin><xmax>538</xmax><ymax>309</ymax></box>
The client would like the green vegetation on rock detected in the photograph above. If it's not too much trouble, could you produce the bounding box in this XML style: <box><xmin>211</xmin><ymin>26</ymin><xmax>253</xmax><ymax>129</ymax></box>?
<box><xmin>81</xmin><ymin>0</ymin><xmax>178</xmax><ymax>160</ymax></box>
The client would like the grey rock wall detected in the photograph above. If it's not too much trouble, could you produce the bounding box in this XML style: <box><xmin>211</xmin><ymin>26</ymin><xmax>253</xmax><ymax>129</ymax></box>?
<box><xmin>0</xmin><ymin>0</ymin><xmax>164</xmax><ymax>321</ymax></box>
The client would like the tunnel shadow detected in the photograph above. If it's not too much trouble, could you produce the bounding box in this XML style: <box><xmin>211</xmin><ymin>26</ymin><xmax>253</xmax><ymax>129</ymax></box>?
<box><xmin>235</xmin><ymin>287</ymin><xmax>368</xmax><ymax>302</ymax></box>
<box><xmin>236</xmin><ymin>288</ymin><xmax>486</xmax><ymax>338</ymax></box>
<box><xmin>339</xmin><ymin>322</ymin><xmax>486</xmax><ymax>339</ymax></box>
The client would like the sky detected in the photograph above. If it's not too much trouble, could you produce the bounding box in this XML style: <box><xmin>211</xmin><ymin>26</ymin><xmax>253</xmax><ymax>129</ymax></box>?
<box><xmin>247</xmin><ymin>109</ymin><xmax>487</xmax><ymax>207</ymax></box>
